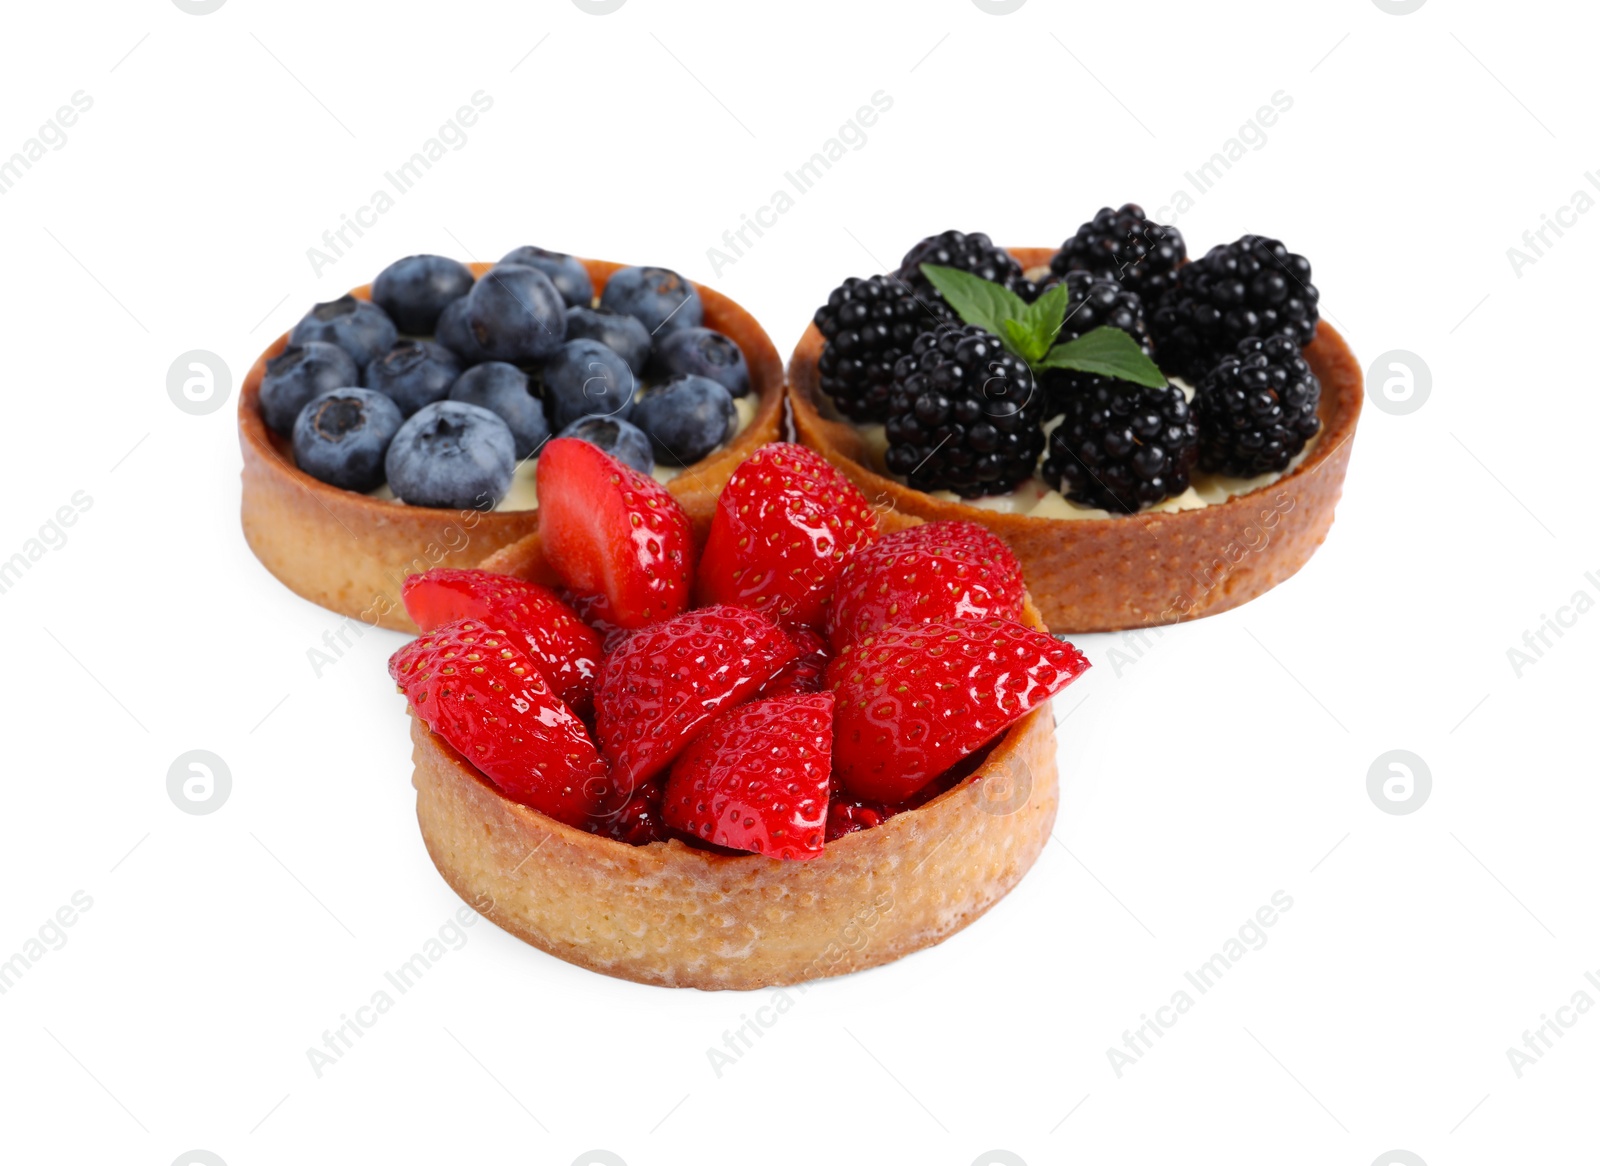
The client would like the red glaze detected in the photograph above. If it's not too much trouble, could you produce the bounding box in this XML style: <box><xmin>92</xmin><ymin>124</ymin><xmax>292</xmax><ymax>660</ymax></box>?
<box><xmin>825</xmin><ymin>520</ymin><xmax>1025</xmax><ymax>652</ymax></box>
<box><xmin>824</xmin><ymin>798</ymin><xmax>886</xmax><ymax>842</ymax></box>
<box><xmin>593</xmin><ymin>604</ymin><xmax>799</xmax><ymax>795</ymax></box>
<box><xmin>662</xmin><ymin>693</ymin><xmax>833</xmax><ymax>860</ymax></box>
<box><xmin>402</xmin><ymin>568</ymin><xmax>602</xmax><ymax>715</ymax></box>
<box><xmin>586</xmin><ymin>776</ymin><xmax>673</xmax><ymax>846</ymax></box>
<box><xmin>536</xmin><ymin>437</ymin><xmax>693</xmax><ymax>630</ymax></box>
<box><xmin>754</xmin><ymin>625</ymin><xmax>830</xmax><ymax>698</ymax></box>
<box><xmin>827</xmin><ymin>617</ymin><xmax>1089</xmax><ymax>802</ymax></box>
<box><xmin>695</xmin><ymin>443</ymin><xmax>877</xmax><ymax>631</ymax></box>
<box><xmin>388</xmin><ymin>619</ymin><xmax>606</xmax><ymax>827</ymax></box>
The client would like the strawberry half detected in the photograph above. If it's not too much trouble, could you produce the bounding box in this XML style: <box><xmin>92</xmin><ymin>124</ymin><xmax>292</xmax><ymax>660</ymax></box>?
<box><xmin>536</xmin><ymin>436</ymin><xmax>693</xmax><ymax>630</ymax></box>
<box><xmin>827</xmin><ymin>617</ymin><xmax>1089</xmax><ymax>802</ymax></box>
<box><xmin>389</xmin><ymin>618</ymin><xmax>606</xmax><ymax>827</ymax></box>
<box><xmin>402</xmin><ymin>568</ymin><xmax>602</xmax><ymax>715</ymax></box>
<box><xmin>694</xmin><ymin>442</ymin><xmax>877</xmax><ymax>631</ymax></box>
<box><xmin>825</xmin><ymin>520</ymin><xmax>1026</xmax><ymax>651</ymax></box>
<box><xmin>593</xmin><ymin>604</ymin><xmax>799</xmax><ymax>795</ymax></box>
<box><xmin>662</xmin><ymin>692</ymin><xmax>833</xmax><ymax>860</ymax></box>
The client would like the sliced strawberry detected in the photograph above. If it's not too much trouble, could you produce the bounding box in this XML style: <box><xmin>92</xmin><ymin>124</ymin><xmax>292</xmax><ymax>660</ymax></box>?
<box><xmin>593</xmin><ymin>604</ymin><xmax>798</xmax><ymax>794</ymax></box>
<box><xmin>560</xmin><ymin>588</ymin><xmax>634</xmax><ymax>656</ymax></box>
<box><xmin>827</xmin><ymin>617</ymin><xmax>1090</xmax><ymax>802</ymax></box>
<box><xmin>662</xmin><ymin>692</ymin><xmax>833</xmax><ymax>860</ymax></box>
<box><xmin>755</xmin><ymin>625</ymin><xmax>830</xmax><ymax>698</ymax></box>
<box><xmin>402</xmin><ymin>568</ymin><xmax>602</xmax><ymax>715</ymax></box>
<box><xmin>694</xmin><ymin>442</ymin><xmax>877</xmax><ymax>631</ymax></box>
<box><xmin>536</xmin><ymin>436</ymin><xmax>693</xmax><ymax>630</ymax></box>
<box><xmin>825</xmin><ymin>520</ymin><xmax>1026</xmax><ymax>651</ymax></box>
<box><xmin>389</xmin><ymin>619</ymin><xmax>606</xmax><ymax>827</ymax></box>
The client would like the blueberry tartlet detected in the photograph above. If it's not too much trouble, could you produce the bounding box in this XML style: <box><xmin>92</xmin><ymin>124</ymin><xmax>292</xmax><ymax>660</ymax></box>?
<box><xmin>240</xmin><ymin>254</ymin><xmax>784</xmax><ymax>630</ymax></box>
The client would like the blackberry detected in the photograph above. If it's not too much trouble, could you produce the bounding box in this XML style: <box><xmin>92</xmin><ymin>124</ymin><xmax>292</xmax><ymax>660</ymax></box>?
<box><xmin>1194</xmin><ymin>334</ymin><xmax>1321</xmax><ymax>477</ymax></box>
<box><xmin>1049</xmin><ymin>204</ymin><xmax>1186</xmax><ymax>306</ymax></box>
<box><xmin>1150</xmin><ymin>234</ymin><xmax>1319</xmax><ymax>382</ymax></box>
<box><xmin>1042</xmin><ymin>377</ymin><xmax>1199</xmax><ymax>513</ymax></box>
<box><xmin>1036</xmin><ymin>270</ymin><xmax>1152</xmax><ymax>416</ymax></box>
<box><xmin>1053</xmin><ymin>269</ymin><xmax>1152</xmax><ymax>348</ymax></box>
<box><xmin>894</xmin><ymin>230</ymin><xmax>1024</xmax><ymax>313</ymax></box>
<box><xmin>813</xmin><ymin>274</ymin><xmax>945</xmax><ymax>421</ymax></box>
<box><xmin>883</xmin><ymin>325</ymin><xmax>1043</xmax><ymax>498</ymax></box>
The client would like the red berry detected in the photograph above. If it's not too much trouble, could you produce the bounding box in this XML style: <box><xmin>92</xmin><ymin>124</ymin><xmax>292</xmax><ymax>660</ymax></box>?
<box><xmin>662</xmin><ymin>693</ymin><xmax>834</xmax><ymax>860</ymax></box>
<box><xmin>402</xmin><ymin>568</ymin><xmax>602</xmax><ymax>715</ymax></box>
<box><xmin>755</xmin><ymin>625</ymin><xmax>830</xmax><ymax>698</ymax></box>
<box><xmin>827</xmin><ymin>617</ymin><xmax>1090</xmax><ymax>802</ymax></box>
<box><xmin>825</xmin><ymin>520</ymin><xmax>1025</xmax><ymax>651</ymax></box>
<box><xmin>694</xmin><ymin>442</ymin><xmax>877</xmax><ymax>631</ymax></box>
<box><xmin>536</xmin><ymin>437</ymin><xmax>693</xmax><ymax>630</ymax></box>
<box><xmin>388</xmin><ymin>619</ymin><xmax>606</xmax><ymax>827</ymax></box>
<box><xmin>593</xmin><ymin>604</ymin><xmax>799</xmax><ymax>794</ymax></box>
<box><xmin>586</xmin><ymin>777</ymin><xmax>672</xmax><ymax>846</ymax></box>
<box><xmin>824</xmin><ymin>797</ymin><xmax>886</xmax><ymax>842</ymax></box>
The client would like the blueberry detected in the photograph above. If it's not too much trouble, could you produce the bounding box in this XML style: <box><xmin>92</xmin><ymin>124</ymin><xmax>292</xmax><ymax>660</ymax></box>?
<box><xmin>564</xmin><ymin>305</ymin><xmax>652</xmax><ymax>377</ymax></box>
<box><xmin>365</xmin><ymin>339</ymin><xmax>462</xmax><ymax>416</ymax></box>
<box><xmin>292</xmin><ymin>388</ymin><xmax>403</xmax><ymax>492</ymax></box>
<box><xmin>497</xmin><ymin>246</ymin><xmax>593</xmax><ymax>308</ymax></box>
<box><xmin>558</xmin><ymin>415</ymin><xmax>655</xmax><ymax>475</ymax></box>
<box><xmin>651</xmin><ymin>326</ymin><xmax>750</xmax><ymax>398</ymax></box>
<box><xmin>448</xmin><ymin>362</ymin><xmax>549</xmax><ymax>459</ymax></box>
<box><xmin>289</xmin><ymin>295</ymin><xmax>398</xmax><ymax>369</ymax></box>
<box><xmin>259</xmin><ymin>341</ymin><xmax>360</xmax><ymax>435</ymax></box>
<box><xmin>385</xmin><ymin>401</ymin><xmax>517</xmax><ymax>510</ymax></box>
<box><xmin>371</xmin><ymin>255</ymin><xmax>475</xmax><ymax>334</ymax></box>
<box><xmin>540</xmin><ymin>338</ymin><xmax>638</xmax><ymax>431</ymax></box>
<box><xmin>462</xmin><ymin>264</ymin><xmax>567</xmax><ymax>364</ymax></box>
<box><xmin>630</xmin><ymin>375</ymin><xmax>735</xmax><ymax>466</ymax></box>
<box><xmin>599</xmin><ymin>266</ymin><xmax>703</xmax><ymax>337</ymax></box>
<box><xmin>434</xmin><ymin>295</ymin><xmax>492</xmax><ymax>366</ymax></box>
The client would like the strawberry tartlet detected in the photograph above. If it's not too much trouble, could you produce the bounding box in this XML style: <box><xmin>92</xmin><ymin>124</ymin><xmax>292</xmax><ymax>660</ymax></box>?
<box><xmin>391</xmin><ymin>440</ymin><xmax>1088</xmax><ymax>988</ymax></box>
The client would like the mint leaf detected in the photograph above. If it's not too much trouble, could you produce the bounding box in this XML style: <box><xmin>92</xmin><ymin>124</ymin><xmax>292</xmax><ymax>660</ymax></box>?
<box><xmin>1000</xmin><ymin>318</ymin><xmax>1038</xmax><ymax>361</ymax></box>
<box><xmin>1037</xmin><ymin>327</ymin><xmax>1167</xmax><ymax>388</ymax></box>
<box><xmin>918</xmin><ymin>263</ymin><xmax>1029</xmax><ymax>339</ymax></box>
<box><xmin>1016</xmin><ymin>280</ymin><xmax>1071</xmax><ymax>362</ymax></box>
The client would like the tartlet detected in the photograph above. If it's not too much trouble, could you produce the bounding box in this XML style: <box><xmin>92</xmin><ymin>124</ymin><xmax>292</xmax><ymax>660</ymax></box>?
<box><xmin>789</xmin><ymin>246</ymin><xmax>1362</xmax><ymax>634</ymax></box>
<box><xmin>411</xmin><ymin>528</ymin><xmax>1058</xmax><ymax>990</ymax></box>
<box><xmin>239</xmin><ymin>259</ymin><xmax>784</xmax><ymax>632</ymax></box>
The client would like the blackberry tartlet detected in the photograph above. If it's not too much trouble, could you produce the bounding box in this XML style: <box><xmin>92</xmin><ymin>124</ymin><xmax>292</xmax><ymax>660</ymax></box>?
<box><xmin>789</xmin><ymin>233</ymin><xmax>1362</xmax><ymax>633</ymax></box>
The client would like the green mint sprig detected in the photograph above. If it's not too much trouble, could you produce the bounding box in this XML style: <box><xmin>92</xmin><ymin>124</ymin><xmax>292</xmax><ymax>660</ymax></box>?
<box><xmin>919</xmin><ymin>263</ymin><xmax>1167</xmax><ymax>388</ymax></box>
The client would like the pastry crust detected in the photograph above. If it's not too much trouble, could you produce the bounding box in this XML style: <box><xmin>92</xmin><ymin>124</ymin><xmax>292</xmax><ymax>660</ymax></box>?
<box><xmin>409</xmin><ymin>590</ymin><xmax>1059</xmax><ymax>991</ymax></box>
<box><xmin>787</xmin><ymin>247</ymin><xmax>1363</xmax><ymax>633</ymax></box>
<box><xmin>239</xmin><ymin>259</ymin><xmax>784</xmax><ymax>632</ymax></box>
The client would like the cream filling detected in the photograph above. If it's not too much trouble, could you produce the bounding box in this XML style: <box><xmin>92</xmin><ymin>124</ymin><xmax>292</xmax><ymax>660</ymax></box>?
<box><xmin>851</xmin><ymin>379</ymin><xmax>1315</xmax><ymax>519</ymax></box>
<box><xmin>369</xmin><ymin>393</ymin><xmax>758</xmax><ymax>511</ymax></box>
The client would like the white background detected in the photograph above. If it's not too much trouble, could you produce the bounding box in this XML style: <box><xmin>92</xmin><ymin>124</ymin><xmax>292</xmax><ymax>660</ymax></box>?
<box><xmin>1</xmin><ymin>1</ymin><xmax>1594</xmax><ymax>1164</ymax></box>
